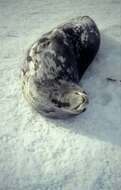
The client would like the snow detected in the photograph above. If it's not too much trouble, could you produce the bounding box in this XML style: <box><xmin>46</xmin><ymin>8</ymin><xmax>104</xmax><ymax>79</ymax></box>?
<box><xmin>0</xmin><ymin>0</ymin><xmax>121</xmax><ymax>190</ymax></box>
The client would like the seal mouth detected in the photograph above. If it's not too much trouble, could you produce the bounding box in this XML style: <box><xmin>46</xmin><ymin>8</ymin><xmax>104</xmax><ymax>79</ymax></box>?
<box><xmin>62</xmin><ymin>90</ymin><xmax>89</xmax><ymax>114</ymax></box>
<box><xmin>74</xmin><ymin>99</ymin><xmax>88</xmax><ymax>110</ymax></box>
<box><xmin>73</xmin><ymin>92</ymin><xmax>88</xmax><ymax>112</ymax></box>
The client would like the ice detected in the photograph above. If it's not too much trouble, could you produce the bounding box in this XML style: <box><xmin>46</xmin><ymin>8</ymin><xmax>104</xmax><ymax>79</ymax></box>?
<box><xmin>0</xmin><ymin>0</ymin><xmax>121</xmax><ymax>190</ymax></box>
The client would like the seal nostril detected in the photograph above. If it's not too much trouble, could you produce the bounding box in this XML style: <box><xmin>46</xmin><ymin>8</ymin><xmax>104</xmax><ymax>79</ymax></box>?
<box><xmin>83</xmin><ymin>91</ymin><xmax>87</xmax><ymax>95</ymax></box>
<box><xmin>82</xmin><ymin>95</ymin><xmax>89</xmax><ymax>104</ymax></box>
<box><xmin>82</xmin><ymin>108</ymin><xmax>86</xmax><ymax>112</ymax></box>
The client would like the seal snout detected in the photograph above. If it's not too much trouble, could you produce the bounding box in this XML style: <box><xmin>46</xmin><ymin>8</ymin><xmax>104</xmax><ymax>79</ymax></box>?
<box><xmin>62</xmin><ymin>89</ymin><xmax>88</xmax><ymax>114</ymax></box>
<box><xmin>78</xmin><ymin>92</ymin><xmax>89</xmax><ymax>104</ymax></box>
<box><xmin>72</xmin><ymin>91</ymin><xmax>89</xmax><ymax>112</ymax></box>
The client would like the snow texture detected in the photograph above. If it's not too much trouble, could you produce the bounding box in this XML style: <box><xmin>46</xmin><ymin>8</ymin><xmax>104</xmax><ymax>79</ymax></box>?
<box><xmin>0</xmin><ymin>0</ymin><xmax>121</xmax><ymax>190</ymax></box>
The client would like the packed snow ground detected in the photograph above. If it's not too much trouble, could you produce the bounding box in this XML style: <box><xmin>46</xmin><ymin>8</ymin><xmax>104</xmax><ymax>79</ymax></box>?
<box><xmin>0</xmin><ymin>0</ymin><xmax>121</xmax><ymax>190</ymax></box>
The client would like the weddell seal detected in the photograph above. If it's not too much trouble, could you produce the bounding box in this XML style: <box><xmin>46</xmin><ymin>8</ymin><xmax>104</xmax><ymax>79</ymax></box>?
<box><xmin>21</xmin><ymin>16</ymin><xmax>100</xmax><ymax>119</ymax></box>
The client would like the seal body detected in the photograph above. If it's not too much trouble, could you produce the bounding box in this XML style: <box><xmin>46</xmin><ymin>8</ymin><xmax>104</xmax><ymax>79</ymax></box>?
<box><xmin>21</xmin><ymin>16</ymin><xmax>100</xmax><ymax>118</ymax></box>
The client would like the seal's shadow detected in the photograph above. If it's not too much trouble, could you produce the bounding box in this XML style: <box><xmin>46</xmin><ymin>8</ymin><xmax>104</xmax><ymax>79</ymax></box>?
<box><xmin>50</xmin><ymin>33</ymin><xmax>121</xmax><ymax>146</ymax></box>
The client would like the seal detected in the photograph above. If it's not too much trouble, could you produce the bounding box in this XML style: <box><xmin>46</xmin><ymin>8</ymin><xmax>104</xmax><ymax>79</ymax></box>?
<box><xmin>21</xmin><ymin>16</ymin><xmax>100</xmax><ymax>119</ymax></box>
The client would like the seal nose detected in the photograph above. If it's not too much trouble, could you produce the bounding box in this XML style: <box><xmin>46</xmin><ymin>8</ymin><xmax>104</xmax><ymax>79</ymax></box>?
<box><xmin>83</xmin><ymin>95</ymin><xmax>89</xmax><ymax>104</ymax></box>
<box><xmin>83</xmin><ymin>90</ymin><xmax>87</xmax><ymax>95</ymax></box>
<box><xmin>82</xmin><ymin>107</ymin><xmax>86</xmax><ymax>112</ymax></box>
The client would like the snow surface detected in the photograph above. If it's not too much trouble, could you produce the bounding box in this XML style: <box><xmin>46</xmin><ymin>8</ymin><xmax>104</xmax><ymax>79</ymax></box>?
<box><xmin>0</xmin><ymin>0</ymin><xmax>121</xmax><ymax>190</ymax></box>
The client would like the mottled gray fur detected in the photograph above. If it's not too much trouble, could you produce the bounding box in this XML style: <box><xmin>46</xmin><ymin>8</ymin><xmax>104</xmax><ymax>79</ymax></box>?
<box><xmin>21</xmin><ymin>16</ymin><xmax>100</xmax><ymax>118</ymax></box>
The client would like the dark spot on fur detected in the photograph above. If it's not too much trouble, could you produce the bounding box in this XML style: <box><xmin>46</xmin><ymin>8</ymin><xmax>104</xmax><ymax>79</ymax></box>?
<box><xmin>50</xmin><ymin>67</ymin><xmax>55</xmax><ymax>72</ymax></box>
<box><xmin>39</xmin><ymin>37</ymin><xmax>48</xmax><ymax>43</ymax></box>
<box><xmin>39</xmin><ymin>37</ymin><xmax>50</xmax><ymax>47</ymax></box>
<box><xmin>44</xmin><ymin>109</ymin><xmax>55</xmax><ymax>113</ymax></box>
<box><xmin>34</xmin><ymin>80</ymin><xmax>41</xmax><ymax>89</ymax></box>
<box><xmin>27</xmin><ymin>56</ymin><xmax>32</xmax><ymax>62</ymax></box>
<box><xmin>21</xmin><ymin>68</ymin><xmax>25</xmax><ymax>75</ymax></box>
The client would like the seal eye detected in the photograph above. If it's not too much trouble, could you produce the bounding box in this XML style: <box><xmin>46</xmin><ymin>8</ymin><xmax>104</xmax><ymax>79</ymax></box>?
<box><xmin>51</xmin><ymin>98</ymin><xmax>70</xmax><ymax>108</ymax></box>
